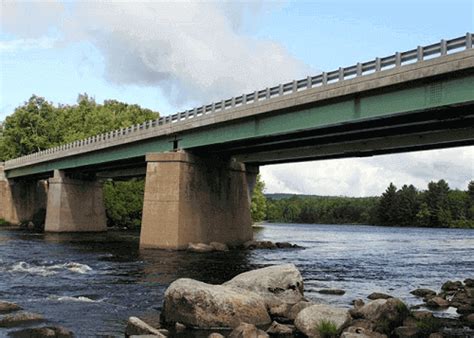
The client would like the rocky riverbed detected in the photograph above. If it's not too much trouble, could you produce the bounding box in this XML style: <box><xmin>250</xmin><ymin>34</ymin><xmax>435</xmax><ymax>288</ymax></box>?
<box><xmin>123</xmin><ymin>264</ymin><xmax>473</xmax><ymax>338</ymax></box>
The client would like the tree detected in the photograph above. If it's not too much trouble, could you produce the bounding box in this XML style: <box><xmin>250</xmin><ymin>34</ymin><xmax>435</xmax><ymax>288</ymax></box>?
<box><xmin>425</xmin><ymin>180</ymin><xmax>451</xmax><ymax>227</ymax></box>
<box><xmin>0</xmin><ymin>96</ymin><xmax>60</xmax><ymax>160</ymax></box>
<box><xmin>250</xmin><ymin>175</ymin><xmax>267</xmax><ymax>222</ymax></box>
<box><xmin>0</xmin><ymin>94</ymin><xmax>159</xmax><ymax>228</ymax></box>
<box><xmin>377</xmin><ymin>183</ymin><xmax>399</xmax><ymax>226</ymax></box>
<box><xmin>395</xmin><ymin>185</ymin><xmax>419</xmax><ymax>226</ymax></box>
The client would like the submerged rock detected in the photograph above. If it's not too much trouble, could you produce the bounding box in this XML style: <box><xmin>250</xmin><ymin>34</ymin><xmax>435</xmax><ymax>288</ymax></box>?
<box><xmin>0</xmin><ymin>301</ymin><xmax>21</xmax><ymax>314</ymax></box>
<box><xmin>410</xmin><ymin>288</ymin><xmax>436</xmax><ymax>298</ymax></box>
<box><xmin>209</xmin><ymin>242</ymin><xmax>229</xmax><ymax>252</ymax></box>
<box><xmin>367</xmin><ymin>292</ymin><xmax>392</xmax><ymax>300</ymax></box>
<box><xmin>125</xmin><ymin>317</ymin><xmax>165</xmax><ymax>337</ymax></box>
<box><xmin>223</xmin><ymin>264</ymin><xmax>304</xmax><ymax>308</ymax></box>
<box><xmin>318</xmin><ymin>288</ymin><xmax>346</xmax><ymax>295</ymax></box>
<box><xmin>162</xmin><ymin>278</ymin><xmax>270</xmax><ymax>328</ymax></box>
<box><xmin>8</xmin><ymin>326</ymin><xmax>73</xmax><ymax>337</ymax></box>
<box><xmin>229</xmin><ymin>323</ymin><xmax>269</xmax><ymax>338</ymax></box>
<box><xmin>0</xmin><ymin>311</ymin><xmax>44</xmax><ymax>327</ymax></box>
<box><xmin>187</xmin><ymin>243</ymin><xmax>214</xmax><ymax>253</ymax></box>
<box><xmin>294</xmin><ymin>304</ymin><xmax>351</xmax><ymax>337</ymax></box>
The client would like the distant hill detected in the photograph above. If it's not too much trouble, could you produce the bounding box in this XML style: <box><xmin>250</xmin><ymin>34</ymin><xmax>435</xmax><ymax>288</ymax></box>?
<box><xmin>265</xmin><ymin>193</ymin><xmax>377</xmax><ymax>200</ymax></box>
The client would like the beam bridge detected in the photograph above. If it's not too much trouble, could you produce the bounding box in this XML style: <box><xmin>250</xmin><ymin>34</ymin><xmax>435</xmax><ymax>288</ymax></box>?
<box><xmin>1</xmin><ymin>34</ymin><xmax>473</xmax><ymax>249</ymax></box>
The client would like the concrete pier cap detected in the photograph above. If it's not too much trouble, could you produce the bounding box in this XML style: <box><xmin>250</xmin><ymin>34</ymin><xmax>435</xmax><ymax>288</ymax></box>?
<box><xmin>139</xmin><ymin>150</ymin><xmax>256</xmax><ymax>250</ymax></box>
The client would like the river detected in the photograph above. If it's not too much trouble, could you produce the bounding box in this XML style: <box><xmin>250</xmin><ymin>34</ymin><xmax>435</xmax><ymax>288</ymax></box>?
<box><xmin>0</xmin><ymin>223</ymin><xmax>473</xmax><ymax>336</ymax></box>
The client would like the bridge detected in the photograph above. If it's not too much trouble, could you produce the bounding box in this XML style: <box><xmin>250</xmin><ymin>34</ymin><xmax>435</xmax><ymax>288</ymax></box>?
<box><xmin>1</xmin><ymin>34</ymin><xmax>473</xmax><ymax>249</ymax></box>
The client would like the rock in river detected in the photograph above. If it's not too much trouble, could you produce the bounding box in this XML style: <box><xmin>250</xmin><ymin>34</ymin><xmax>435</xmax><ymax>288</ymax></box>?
<box><xmin>0</xmin><ymin>311</ymin><xmax>44</xmax><ymax>327</ymax></box>
<box><xmin>410</xmin><ymin>288</ymin><xmax>436</xmax><ymax>298</ymax></box>
<box><xmin>367</xmin><ymin>292</ymin><xmax>392</xmax><ymax>300</ymax></box>
<box><xmin>229</xmin><ymin>323</ymin><xmax>269</xmax><ymax>338</ymax></box>
<box><xmin>162</xmin><ymin>278</ymin><xmax>270</xmax><ymax>328</ymax></box>
<box><xmin>125</xmin><ymin>316</ymin><xmax>165</xmax><ymax>337</ymax></box>
<box><xmin>223</xmin><ymin>264</ymin><xmax>304</xmax><ymax>307</ymax></box>
<box><xmin>294</xmin><ymin>304</ymin><xmax>351</xmax><ymax>337</ymax></box>
<box><xmin>318</xmin><ymin>288</ymin><xmax>346</xmax><ymax>295</ymax></box>
<box><xmin>0</xmin><ymin>300</ymin><xmax>21</xmax><ymax>314</ymax></box>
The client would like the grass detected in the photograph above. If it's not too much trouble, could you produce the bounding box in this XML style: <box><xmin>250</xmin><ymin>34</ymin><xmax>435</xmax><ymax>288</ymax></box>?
<box><xmin>0</xmin><ymin>218</ymin><xmax>9</xmax><ymax>226</ymax></box>
<box><xmin>316</xmin><ymin>319</ymin><xmax>338</xmax><ymax>338</ymax></box>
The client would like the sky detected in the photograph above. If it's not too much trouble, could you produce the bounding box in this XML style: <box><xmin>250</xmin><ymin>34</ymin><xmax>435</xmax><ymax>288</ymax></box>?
<box><xmin>0</xmin><ymin>0</ymin><xmax>473</xmax><ymax>196</ymax></box>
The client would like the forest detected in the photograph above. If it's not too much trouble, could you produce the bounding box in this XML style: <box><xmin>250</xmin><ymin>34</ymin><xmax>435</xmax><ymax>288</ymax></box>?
<box><xmin>1</xmin><ymin>95</ymin><xmax>473</xmax><ymax>229</ymax></box>
<box><xmin>263</xmin><ymin>180</ymin><xmax>474</xmax><ymax>228</ymax></box>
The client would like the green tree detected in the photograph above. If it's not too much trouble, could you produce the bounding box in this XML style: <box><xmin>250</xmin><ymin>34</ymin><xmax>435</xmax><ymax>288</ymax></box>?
<box><xmin>0</xmin><ymin>94</ymin><xmax>159</xmax><ymax>228</ymax></box>
<box><xmin>103</xmin><ymin>179</ymin><xmax>145</xmax><ymax>228</ymax></box>
<box><xmin>425</xmin><ymin>180</ymin><xmax>451</xmax><ymax>227</ymax></box>
<box><xmin>395</xmin><ymin>185</ymin><xmax>420</xmax><ymax>226</ymax></box>
<box><xmin>377</xmin><ymin>183</ymin><xmax>399</xmax><ymax>226</ymax></box>
<box><xmin>250</xmin><ymin>175</ymin><xmax>267</xmax><ymax>222</ymax></box>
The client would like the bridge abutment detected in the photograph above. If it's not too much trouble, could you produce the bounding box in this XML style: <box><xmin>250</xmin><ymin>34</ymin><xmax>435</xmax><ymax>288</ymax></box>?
<box><xmin>44</xmin><ymin>170</ymin><xmax>107</xmax><ymax>232</ymax></box>
<box><xmin>140</xmin><ymin>151</ymin><xmax>256</xmax><ymax>249</ymax></box>
<box><xmin>0</xmin><ymin>165</ymin><xmax>47</xmax><ymax>224</ymax></box>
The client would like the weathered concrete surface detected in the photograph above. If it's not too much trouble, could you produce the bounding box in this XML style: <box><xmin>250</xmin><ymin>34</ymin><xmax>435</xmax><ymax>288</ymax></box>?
<box><xmin>44</xmin><ymin>170</ymin><xmax>106</xmax><ymax>232</ymax></box>
<box><xmin>0</xmin><ymin>165</ymin><xmax>47</xmax><ymax>224</ymax></box>
<box><xmin>140</xmin><ymin>151</ymin><xmax>254</xmax><ymax>249</ymax></box>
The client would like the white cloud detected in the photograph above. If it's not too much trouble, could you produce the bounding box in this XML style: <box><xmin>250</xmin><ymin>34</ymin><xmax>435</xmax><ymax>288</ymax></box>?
<box><xmin>0</xmin><ymin>0</ymin><xmax>64</xmax><ymax>38</ymax></box>
<box><xmin>0</xmin><ymin>37</ymin><xmax>56</xmax><ymax>52</ymax></box>
<box><xmin>1</xmin><ymin>1</ymin><xmax>310</xmax><ymax>108</ymax></box>
<box><xmin>261</xmin><ymin>146</ymin><xmax>474</xmax><ymax>197</ymax></box>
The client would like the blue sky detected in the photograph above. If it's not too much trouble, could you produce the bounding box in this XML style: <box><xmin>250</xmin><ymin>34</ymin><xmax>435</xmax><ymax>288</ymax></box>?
<box><xmin>1</xmin><ymin>1</ymin><xmax>473</xmax><ymax>196</ymax></box>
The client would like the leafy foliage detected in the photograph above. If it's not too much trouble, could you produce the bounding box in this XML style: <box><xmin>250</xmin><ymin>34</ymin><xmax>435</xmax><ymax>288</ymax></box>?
<box><xmin>103</xmin><ymin>179</ymin><xmax>145</xmax><ymax>228</ymax></box>
<box><xmin>316</xmin><ymin>319</ymin><xmax>338</xmax><ymax>338</ymax></box>
<box><xmin>0</xmin><ymin>94</ymin><xmax>159</xmax><ymax>227</ymax></box>
<box><xmin>250</xmin><ymin>175</ymin><xmax>267</xmax><ymax>223</ymax></box>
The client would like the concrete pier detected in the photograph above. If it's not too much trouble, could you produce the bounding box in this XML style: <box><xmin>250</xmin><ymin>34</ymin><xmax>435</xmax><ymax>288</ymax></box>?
<box><xmin>0</xmin><ymin>165</ymin><xmax>47</xmax><ymax>224</ymax></box>
<box><xmin>44</xmin><ymin>170</ymin><xmax>107</xmax><ymax>232</ymax></box>
<box><xmin>140</xmin><ymin>151</ymin><xmax>256</xmax><ymax>249</ymax></box>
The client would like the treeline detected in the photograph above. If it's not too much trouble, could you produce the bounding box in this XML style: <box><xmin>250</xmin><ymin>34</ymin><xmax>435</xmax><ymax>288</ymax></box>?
<box><xmin>264</xmin><ymin>180</ymin><xmax>474</xmax><ymax>229</ymax></box>
<box><xmin>0</xmin><ymin>95</ymin><xmax>158</xmax><ymax>228</ymax></box>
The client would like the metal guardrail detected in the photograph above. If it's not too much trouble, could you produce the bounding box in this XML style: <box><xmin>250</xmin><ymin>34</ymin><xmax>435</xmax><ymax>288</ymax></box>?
<box><xmin>5</xmin><ymin>33</ymin><xmax>473</xmax><ymax>168</ymax></box>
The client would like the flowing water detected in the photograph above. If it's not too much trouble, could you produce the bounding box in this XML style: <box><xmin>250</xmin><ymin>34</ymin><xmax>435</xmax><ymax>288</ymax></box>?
<box><xmin>0</xmin><ymin>223</ymin><xmax>473</xmax><ymax>337</ymax></box>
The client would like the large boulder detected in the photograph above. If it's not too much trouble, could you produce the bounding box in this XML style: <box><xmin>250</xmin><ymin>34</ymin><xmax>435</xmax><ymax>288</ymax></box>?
<box><xmin>295</xmin><ymin>304</ymin><xmax>351</xmax><ymax>337</ymax></box>
<box><xmin>162</xmin><ymin>278</ymin><xmax>270</xmax><ymax>328</ymax></box>
<box><xmin>223</xmin><ymin>264</ymin><xmax>304</xmax><ymax>307</ymax></box>
<box><xmin>357</xmin><ymin>298</ymin><xmax>408</xmax><ymax>333</ymax></box>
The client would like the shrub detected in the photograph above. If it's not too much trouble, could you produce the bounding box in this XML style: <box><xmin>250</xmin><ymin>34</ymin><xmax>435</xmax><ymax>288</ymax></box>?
<box><xmin>316</xmin><ymin>319</ymin><xmax>338</xmax><ymax>338</ymax></box>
